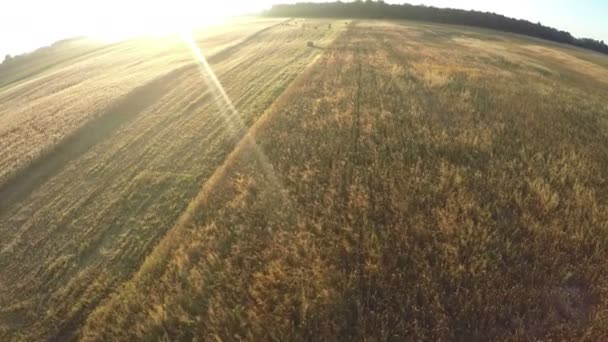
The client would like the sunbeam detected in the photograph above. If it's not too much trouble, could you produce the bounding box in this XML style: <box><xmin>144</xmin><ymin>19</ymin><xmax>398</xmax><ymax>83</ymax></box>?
<box><xmin>182</xmin><ymin>32</ymin><xmax>295</xmax><ymax>214</ymax></box>
<box><xmin>183</xmin><ymin>33</ymin><xmax>244</xmax><ymax>136</ymax></box>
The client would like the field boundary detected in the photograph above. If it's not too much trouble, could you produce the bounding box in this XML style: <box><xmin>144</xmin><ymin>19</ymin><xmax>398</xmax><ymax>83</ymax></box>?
<box><xmin>78</xmin><ymin>21</ymin><xmax>349</xmax><ymax>338</ymax></box>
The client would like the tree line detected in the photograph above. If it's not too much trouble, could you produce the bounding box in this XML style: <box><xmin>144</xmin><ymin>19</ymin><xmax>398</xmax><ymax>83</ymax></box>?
<box><xmin>265</xmin><ymin>1</ymin><xmax>608</xmax><ymax>55</ymax></box>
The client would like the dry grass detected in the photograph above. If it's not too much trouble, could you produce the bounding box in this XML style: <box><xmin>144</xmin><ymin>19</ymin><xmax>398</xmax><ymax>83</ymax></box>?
<box><xmin>81</xmin><ymin>21</ymin><xmax>608</xmax><ymax>341</ymax></box>
<box><xmin>0</xmin><ymin>18</ymin><xmax>342</xmax><ymax>341</ymax></box>
<box><xmin>522</xmin><ymin>44</ymin><xmax>608</xmax><ymax>84</ymax></box>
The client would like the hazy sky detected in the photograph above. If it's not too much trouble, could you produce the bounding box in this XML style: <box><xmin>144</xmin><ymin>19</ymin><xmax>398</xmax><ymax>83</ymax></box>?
<box><xmin>1</xmin><ymin>0</ymin><xmax>607</xmax><ymax>59</ymax></box>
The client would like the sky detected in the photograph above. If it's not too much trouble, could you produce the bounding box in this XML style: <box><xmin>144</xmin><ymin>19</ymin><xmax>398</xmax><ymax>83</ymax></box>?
<box><xmin>1</xmin><ymin>0</ymin><xmax>607</xmax><ymax>59</ymax></box>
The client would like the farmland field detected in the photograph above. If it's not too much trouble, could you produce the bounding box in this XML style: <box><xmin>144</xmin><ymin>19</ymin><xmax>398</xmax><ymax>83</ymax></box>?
<box><xmin>2</xmin><ymin>18</ymin><xmax>608</xmax><ymax>341</ymax></box>
<box><xmin>0</xmin><ymin>18</ymin><xmax>342</xmax><ymax>340</ymax></box>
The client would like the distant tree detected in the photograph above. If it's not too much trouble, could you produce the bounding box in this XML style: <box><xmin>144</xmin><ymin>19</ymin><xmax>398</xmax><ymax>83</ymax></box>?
<box><xmin>265</xmin><ymin>2</ymin><xmax>608</xmax><ymax>55</ymax></box>
<box><xmin>3</xmin><ymin>54</ymin><xmax>11</xmax><ymax>63</ymax></box>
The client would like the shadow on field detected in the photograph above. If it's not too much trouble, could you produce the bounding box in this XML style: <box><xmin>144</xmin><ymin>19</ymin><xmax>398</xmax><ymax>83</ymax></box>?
<box><xmin>0</xmin><ymin>65</ymin><xmax>193</xmax><ymax>213</ymax></box>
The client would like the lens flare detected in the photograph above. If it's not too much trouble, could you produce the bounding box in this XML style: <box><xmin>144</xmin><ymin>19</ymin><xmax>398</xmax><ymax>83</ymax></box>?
<box><xmin>182</xmin><ymin>33</ymin><xmax>294</xmax><ymax>215</ymax></box>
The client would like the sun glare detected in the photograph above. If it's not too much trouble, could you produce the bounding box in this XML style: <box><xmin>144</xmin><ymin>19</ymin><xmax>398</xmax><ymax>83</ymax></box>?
<box><xmin>84</xmin><ymin>0</ymin><xmax>257</xmax><ymax>42</ymax></box>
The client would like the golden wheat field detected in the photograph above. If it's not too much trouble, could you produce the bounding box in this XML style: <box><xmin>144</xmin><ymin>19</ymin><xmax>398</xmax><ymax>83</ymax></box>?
<box><xmin>2</xmin><ymin>18</ymin><xmax>608</xmax><ymax>341</ymax></box>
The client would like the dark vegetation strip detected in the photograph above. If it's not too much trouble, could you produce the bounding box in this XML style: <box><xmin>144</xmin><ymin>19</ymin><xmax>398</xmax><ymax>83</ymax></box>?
<box><xmin>266</xmin><ymin>2</ymin><xmax>608</xmax><ymax>55</ymax></box>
